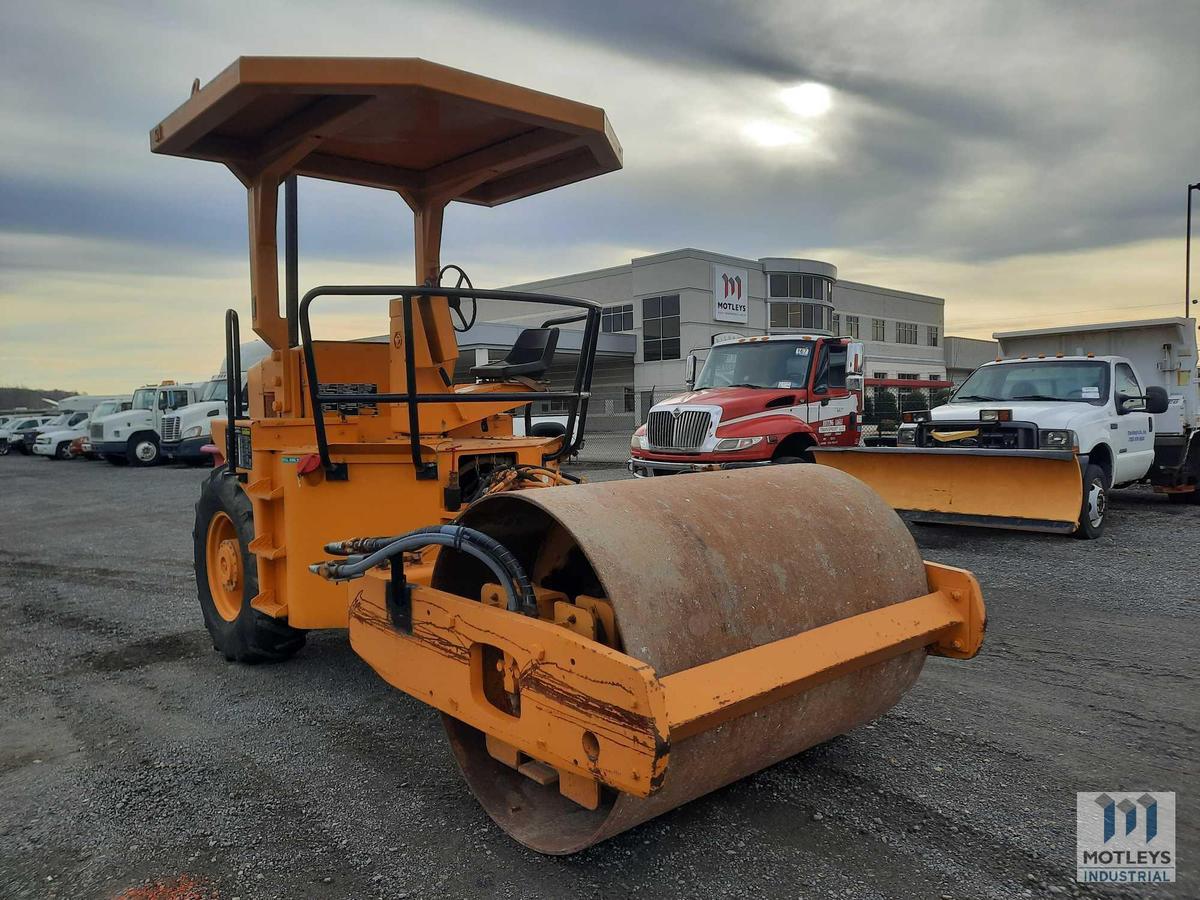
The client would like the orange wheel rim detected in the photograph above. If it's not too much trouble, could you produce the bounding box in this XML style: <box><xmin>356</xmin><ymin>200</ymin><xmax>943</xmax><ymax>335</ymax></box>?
<box><xmin>206</xmin><ymin>511</ymin><xmax>243</xmax><ymax>622</ymax></box>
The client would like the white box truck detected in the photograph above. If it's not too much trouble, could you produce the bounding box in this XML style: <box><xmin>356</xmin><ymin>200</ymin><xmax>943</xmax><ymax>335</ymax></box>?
<box><xmin>90</xmin><ymin>382</ymin><xmax>205</xmax><ymax>466</ymax></box>
<box><xmin>991</xmin><ymin>317</ymin><xmax>1199</xmax><ymax>502</ymax></box>
<box><xmin>878</xmin><ymin>316</ymin><xmax>1199</xmax><ymax>537</ymax></box>
<box><xmin>161</xmin><ymin>342</ymin><xmax>269</xmax><ymax>464</ymax></box>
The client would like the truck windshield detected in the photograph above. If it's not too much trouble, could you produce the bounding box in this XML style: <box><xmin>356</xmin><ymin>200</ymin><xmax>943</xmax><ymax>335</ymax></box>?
<box><xmin>953</xmin><ymin>361</ymin><xmax>1110</xmax><ymax>406</ymax></box>
<box><xmin>200</xmin><ymin>380</ymin><xmax>228</xmax><ymax>402</ymax></box>
<box><xmin>132</xmin><ymin>389</ymin><xmax>155</xmax><ymax>410</ymax></box>
<box><xmin>694</xmin><ymin>340</ymin><xmax>815</xmax><ymax>390</ymax></box>
<box><xmin>91</xmin><ymin>401</ymin><xmax>119</xmax><ymax>418</ymax></box>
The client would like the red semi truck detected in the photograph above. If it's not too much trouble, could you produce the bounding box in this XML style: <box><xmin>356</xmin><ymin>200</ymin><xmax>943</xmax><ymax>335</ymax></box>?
<box><xmin>628</xmin><ymin>333</ymin><xmax>946</xmax><ymax>475</ymax></box>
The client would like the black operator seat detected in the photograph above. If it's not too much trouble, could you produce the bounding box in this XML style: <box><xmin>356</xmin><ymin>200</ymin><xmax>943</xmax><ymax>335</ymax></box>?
<box><xmin>470</xmin><ymin>327</ymin><xmax>560</xmax><ymax>381</ymax></box>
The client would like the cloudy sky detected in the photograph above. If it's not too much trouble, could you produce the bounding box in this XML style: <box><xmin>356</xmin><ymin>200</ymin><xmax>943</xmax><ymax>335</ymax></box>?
<box><xmin>2</xmin><ymin>0</ymin><xmax>1197</xmax><ymax>392</ymax></box>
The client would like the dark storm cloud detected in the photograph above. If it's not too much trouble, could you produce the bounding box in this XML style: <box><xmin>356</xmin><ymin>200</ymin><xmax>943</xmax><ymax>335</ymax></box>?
<box><xmin>457</xmin><ymin>0</ymin><xmax>1023</xmax><ymax>137</ymax></box>
<box><xmin>1</xmin><ymin>0</ymin><xmax>1197</xmax><ymax>272</ymax></box>
<box><xmin>452</xmin><ymin>0</ymin><xmax>1198</xmax><ymax>259</ymax></box>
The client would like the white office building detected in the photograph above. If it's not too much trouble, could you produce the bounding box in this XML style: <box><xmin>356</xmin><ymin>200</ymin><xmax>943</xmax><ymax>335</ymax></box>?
<box><xmin>464</xmin><ymin>248</ymin><xmax>949</xmax><ymax>422</ymax></box>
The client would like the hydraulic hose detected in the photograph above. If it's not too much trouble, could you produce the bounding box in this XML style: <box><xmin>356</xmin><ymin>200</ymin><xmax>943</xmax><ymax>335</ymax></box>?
<box><xmin>311</xmin><ymin>525</ymin><xmax>536</xmax><ymax>615</ymax></box>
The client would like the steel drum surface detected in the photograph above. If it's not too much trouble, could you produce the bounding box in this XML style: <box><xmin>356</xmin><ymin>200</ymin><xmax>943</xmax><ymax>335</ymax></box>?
<box><xmin>435</xmin><ymin>464</ymin><xmax>928</xmax><ymax>853</ymax></box>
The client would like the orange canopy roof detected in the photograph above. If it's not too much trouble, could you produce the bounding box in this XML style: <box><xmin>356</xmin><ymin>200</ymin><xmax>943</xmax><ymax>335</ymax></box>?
<box><xmin>151</xmin><ymin>57</ymin><xmax>622</xmax><ymax>205</ymax></box>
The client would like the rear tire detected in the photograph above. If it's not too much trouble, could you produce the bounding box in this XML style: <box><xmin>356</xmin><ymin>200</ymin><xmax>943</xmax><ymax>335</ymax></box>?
<box><xmin>1073</xmin><ymin>464</ymin><xmax>1108</xmax><ymax>539</ymax></box>
<box><xmin>126</xmin><ymin>433</ymin><xmax>161</xmax><ymax>467</ymax></box>
<box><xmin>193</xmin><ymin>469</ymin><xmax>305</xmax><ymax>663</ymax></box>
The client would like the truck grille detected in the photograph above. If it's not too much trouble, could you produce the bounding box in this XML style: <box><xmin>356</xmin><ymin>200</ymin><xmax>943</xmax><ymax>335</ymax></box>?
<box><xmin>918</xmin><ymin>421</ymin><xmax>1036</xmax><ymax>450</ymax></box>
<box><xmin>647</xmin><ymin>409</ymin><xmax>712</xmax><ymax>451</ymax></box>
<box><xmin>90</xmin><ymin>422</ymin><xmax>104</xmax><ymax>440</ymax></box>
<box><xmin>161</xmin><ymin>416</ymin><xmax>181</xmax><ymax>443</ymax></box>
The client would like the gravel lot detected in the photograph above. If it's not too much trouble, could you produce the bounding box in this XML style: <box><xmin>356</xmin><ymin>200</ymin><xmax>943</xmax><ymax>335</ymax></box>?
<box><xmin>0</xmin><ymin>454</ymin><xmax>1195</xmax><ymax>899</ymax></box>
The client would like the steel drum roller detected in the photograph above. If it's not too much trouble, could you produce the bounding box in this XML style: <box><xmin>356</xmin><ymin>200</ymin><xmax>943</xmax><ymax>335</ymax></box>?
<box><xmin>433</xmin><ymin>465</ymin><xmax>930</xmax><ymax>854</ymax></box>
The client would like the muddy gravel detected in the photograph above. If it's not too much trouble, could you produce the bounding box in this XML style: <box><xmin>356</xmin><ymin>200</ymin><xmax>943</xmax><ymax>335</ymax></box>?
<box><xmin>0</xmin><ymin>454</ymin><xmax>1195</xmax><ymax>899</ymax></box>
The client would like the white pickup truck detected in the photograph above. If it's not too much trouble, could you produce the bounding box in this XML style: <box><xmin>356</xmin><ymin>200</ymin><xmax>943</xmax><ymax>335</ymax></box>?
<box><xmin>898</xmin><ymin>317</ymin><xmax>1198</xmax><ymax>536</ymax></box>
<box><xmin>33</xmin><ymin>397</ymin><xmax>132</xmax><ymax>460</ymax></box>
<box><xmin>90</xmin><ymin>382</ymin><xmax>204</xmax><ymax>466</ymax></box>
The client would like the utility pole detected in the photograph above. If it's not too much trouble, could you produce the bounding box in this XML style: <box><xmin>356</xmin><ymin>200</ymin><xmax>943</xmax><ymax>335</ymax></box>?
<box><xmin>1188</xmin><ymin>182</ymin><xmax>1200</xmax><ymax>318</ymax></box>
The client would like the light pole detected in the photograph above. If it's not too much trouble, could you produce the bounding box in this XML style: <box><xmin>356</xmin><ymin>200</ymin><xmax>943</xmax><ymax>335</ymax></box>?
<box><xmin>1188</xmin><ymin>182</ymin><xmax>1200</xmax><ymax>318</ymax></box>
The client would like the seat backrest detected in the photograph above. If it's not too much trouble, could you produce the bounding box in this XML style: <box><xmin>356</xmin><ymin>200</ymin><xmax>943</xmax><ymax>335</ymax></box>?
<box><xmin>505</xmin><ymin>327</ymin><xmax>559</xmax><ymax>365</ymax></box>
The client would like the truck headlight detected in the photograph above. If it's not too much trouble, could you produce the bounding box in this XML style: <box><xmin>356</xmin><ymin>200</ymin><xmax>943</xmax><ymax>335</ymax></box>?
<box><xmin>896</xmin><ymin>425</ymin><xmax>917</xmax><ymax>446</ymax></box>
<box><xmin>630</xmin><ymin>428</ymin><xmax>648</xmax><ymax>452</ymax></box>
<box><xmin>35</xmin><ymin>436</ymin><xmax>50</xmax><ymax>444</ymax></box>
<box><xmin>714</xmin><ymin>436</ymin><xmax>764</xmax><ymax>452</ymax></box>
<box><xmin>182</xmin><ymin>425</ymin><xmax>204</xmax><ymax>439</ymax></box>
<box><xmin>1040</xmin><ymin>429</ymin><xmax>1076</xmax><ymax>450</ymax></box>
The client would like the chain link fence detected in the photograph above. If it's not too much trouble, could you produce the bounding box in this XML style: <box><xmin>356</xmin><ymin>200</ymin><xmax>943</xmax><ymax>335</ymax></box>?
<box><xmin>861</xmin><ymin>384</ymin><xmax>952</xmax><ymax>444</ymax></box>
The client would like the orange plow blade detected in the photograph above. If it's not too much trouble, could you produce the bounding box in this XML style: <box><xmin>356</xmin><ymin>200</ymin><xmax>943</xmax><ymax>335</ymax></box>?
<box><xmin>813</xmin><ymin>447</ymin><xmax>1084</xmax><ymax>534</ymax></box>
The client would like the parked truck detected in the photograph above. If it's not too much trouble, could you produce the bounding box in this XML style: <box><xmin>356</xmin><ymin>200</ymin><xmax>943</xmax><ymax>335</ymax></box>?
<box><xmin>33</xmin><ymin>396</ymin><xmax>132</xmax><ymax>460</ymax></box>
<box><xmin>628</xmin><ymin>333</ymin><xmax>871</xmax><ymax>476</ymax></box>
<box><xmin>161</xmin><ymin>343</ymin><xmax>269</xmax><ymax>464</ymax></box>
<box><xmin>90</xmin><ymin>382</ymin><xmax>203</xmax><ymax>466</ymax></box>
<box><xmin>818</xmin><ymin>316</ymin><xmax>1199</xmax><ymax>537</ymax></box>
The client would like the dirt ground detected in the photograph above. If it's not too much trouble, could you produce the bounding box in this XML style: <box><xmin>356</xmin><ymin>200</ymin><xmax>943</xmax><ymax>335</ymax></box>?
<box><xmin>0</xmin><ymin>454</ymin><xmax>1195</xmax><ymax>899</ymax></box>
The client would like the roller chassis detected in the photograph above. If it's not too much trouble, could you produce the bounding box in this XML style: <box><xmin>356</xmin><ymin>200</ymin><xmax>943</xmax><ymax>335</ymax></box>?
<box><xmin>157</xmin><ymin>55</ymin><xmax>987</xmax><ymax>854</ymax></box>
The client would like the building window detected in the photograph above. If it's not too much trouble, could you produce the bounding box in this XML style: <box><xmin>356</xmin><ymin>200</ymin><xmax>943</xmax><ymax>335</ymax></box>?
<box><xmin>872</xmin><ymin>318</ymin><xmax>886</xmax><ymax>341</ymax></box>
<box><xmin>873</xmin><ymin>371</ymin><xmax>890</xmax><ymax>380</ymax></box>
<box><xmin>601</xmin><ymin>303</ymin><xmax>634</xmax><ymax>333</ymax></box>
<box><xmin>623</xmin><ymin>387</ymin><xmax>635</xmax><ymax>413</ymax></box>
<box><xmin>769</xmin><ymin>301</ymin><xmax>833</xmax><ymax>331</ymax></box>
<box><xmin>832</xmin><ymin>313</ymin><xmax>840</xmax><ymax>334</ymax></box>
<box><xmin>896</xmin><ymin>322</ymin><xmax>918</xmax><ymax>344</ymax></box>
<box><xmin>897</xmin><ymin>372</ymin><xmax>920</xmax><ymax>381</ymax></box>
<box><xmin>767</xmin><ymin>273</ymin><xmax>832</xmax><ymax>301</ymax></box>
<box><xmin>845</xmin><ymin>315</ymin><xmax>860</xmax><ymax>338</ymax></box>
<box><xmin>642</xmin><ymin>294</ymin><xmax>680</xmax><ymax>362</ymax></box>
<box><xmin>538</xmin><ymin>397</ymin><xmax>573</xmax><ymax>413</ymax></box>
<box><xmin>927</xmin><ymin>325</ymin><xmax>939</xmax><ymax>347</ymax></box>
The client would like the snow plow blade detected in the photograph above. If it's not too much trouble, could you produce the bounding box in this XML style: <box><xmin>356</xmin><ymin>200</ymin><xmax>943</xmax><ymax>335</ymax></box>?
<box><xmin>812</xmin><ymin>447</ymin><xmax>1084</xmax><ymax>534</ymax></box>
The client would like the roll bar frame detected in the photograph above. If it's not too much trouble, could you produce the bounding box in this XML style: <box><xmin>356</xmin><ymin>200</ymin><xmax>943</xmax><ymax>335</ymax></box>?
<box><xmin>297</xmin><ymin>285</ymin><xmax>601</xmax><ymax>480</ymax></box>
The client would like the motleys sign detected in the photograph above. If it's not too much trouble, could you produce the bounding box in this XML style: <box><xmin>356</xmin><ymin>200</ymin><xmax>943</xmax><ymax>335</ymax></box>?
<box><xmin>713</xmin><ymin>264</ymin><xmax>750</xmax><ymax>324</ymax></box>
<box><xmin>1077</xmin><ymin>792</ymin><xmax>1175</xmax><ymax>883</ymax></box>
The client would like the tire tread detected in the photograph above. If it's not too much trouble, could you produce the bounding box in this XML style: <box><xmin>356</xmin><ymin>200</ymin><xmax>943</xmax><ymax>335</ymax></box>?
<box><xmin>193</xmin><ymin>469</ymin><xmax>305</xmax><ymax>663</ymax></box>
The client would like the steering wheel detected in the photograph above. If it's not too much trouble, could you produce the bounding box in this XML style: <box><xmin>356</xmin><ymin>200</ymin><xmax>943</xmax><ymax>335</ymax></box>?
<box><xmin>437</xmin><ymin>264</ymin><xmax>477</xmax><ymax>333</ymax></box>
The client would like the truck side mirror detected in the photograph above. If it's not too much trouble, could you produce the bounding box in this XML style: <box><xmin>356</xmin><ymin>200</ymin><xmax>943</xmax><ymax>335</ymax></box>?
<box><xmin>1144</xmin><ymin>385</ymin><xmax>1169</xmax><ymax>415</ymax></box>
<box><xmin>684</xmin><ymin>354</ymin><xmax>698</xmax><ymax>388</ymax></box>
<box><xmin>845</xmin><ymin>374</ymin><xmax>864</xmax><ymax>393</ymax></box>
